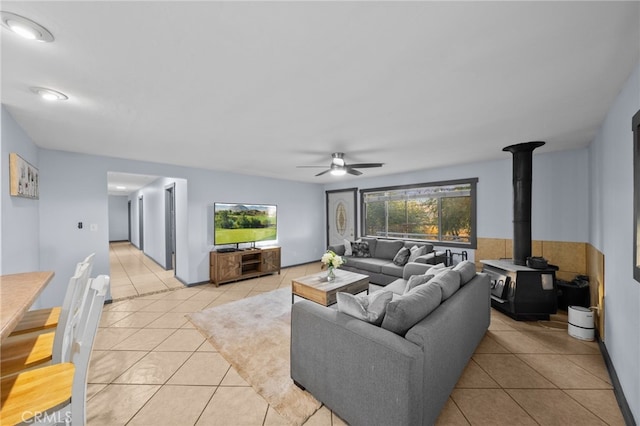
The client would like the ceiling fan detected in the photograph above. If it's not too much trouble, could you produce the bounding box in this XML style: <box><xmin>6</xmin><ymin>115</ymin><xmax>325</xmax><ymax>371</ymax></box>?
<box><xmin>297</xmin><ymin>152</ymin><xmax>384</xmax><ymax>177</ymax></box>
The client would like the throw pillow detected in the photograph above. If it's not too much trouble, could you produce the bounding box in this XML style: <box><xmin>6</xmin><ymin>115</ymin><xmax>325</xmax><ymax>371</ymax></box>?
<box><xmin>407</xmin><ymin>245</ymin><xmax>426</xmax><ymax>263</ymax></box>
<box><xmin>392</xmin><ymin>247</ymin><xmax>411</xmax><ymax>266</ymax></box>
<box><xmin>351</xmin><ymin>242</ymin><xmax>371</xmax><ymax>258</ymax></box>
<box><xmin>453</xmin><ymin>260</ymin><xmax>476</xmax><ymax>285</ymax></box>
<box><xmin>403</xmin><ymin>273</ymin><xmax>435</xmax><ymax>294</ymax></box>
<box><xmin>343</xmin><ymin>239</ymin><xmax>353</xmax><ymax>256</ymax></box>
<box><xmin>429</xmin><ymin>269</ymin><xmax>461</xmax><ymax>300</ymax></box>
<box><xmin>337</xmin><ymin>291</ymin><xmax>393</xmax><ymax>326</ymax></box>
<box><xmin>381</xmin><ymin>283</ymin><xmax>443</xmax><ymax>336</ymax></box>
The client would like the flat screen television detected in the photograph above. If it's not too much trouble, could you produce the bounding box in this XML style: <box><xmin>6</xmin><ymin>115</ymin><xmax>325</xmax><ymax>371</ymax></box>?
<box><xmin>214</xmin><ymin>202</ymin><xmax>277</xmax><ymax>246</ymax></box>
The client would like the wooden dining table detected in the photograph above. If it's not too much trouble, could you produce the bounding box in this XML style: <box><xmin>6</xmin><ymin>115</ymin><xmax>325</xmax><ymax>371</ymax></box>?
<box><xmin>0</xmin><ymin>271</ymin><xmax>55</xmax><ymax>342</ymax></box>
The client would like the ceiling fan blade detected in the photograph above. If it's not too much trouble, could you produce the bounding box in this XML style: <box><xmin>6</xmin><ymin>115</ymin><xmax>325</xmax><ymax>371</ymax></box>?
<box><xmin>315</xmin><ymin>169</ymin><xmax>332</xmax><ymax>176</ymax></box>
<box><xmin>347</xmin><ymin>163</ymin><xmax>384</xmax><ymax>168</ymax></box>
<box><xmin>346</xmin><ymin>167</ymin><xmax>363</xmax><ymax>176</ymax></box>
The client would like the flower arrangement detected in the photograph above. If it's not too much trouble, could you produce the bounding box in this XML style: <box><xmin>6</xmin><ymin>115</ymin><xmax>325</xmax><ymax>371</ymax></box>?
<box><xmin>321</xmin><ymin>250</ymin><xmax>345</xmax><ymax>281</ymax></box>
<box><xmin>321</xmin><ymin>250</ymin><xmax>345</xmax><ymax>269</ymax></box>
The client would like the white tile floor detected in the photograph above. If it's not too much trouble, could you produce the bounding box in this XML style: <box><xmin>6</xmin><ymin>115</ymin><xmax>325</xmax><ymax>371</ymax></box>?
<box><xmin>88</xmin><ymin>243</ymin><xmax>625</xmax><ymax>425</ymax></box>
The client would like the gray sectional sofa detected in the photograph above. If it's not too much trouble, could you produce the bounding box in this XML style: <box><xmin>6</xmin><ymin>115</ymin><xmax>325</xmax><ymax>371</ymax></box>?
<box><xmin>328</xmin><ymin>237</ymin><xmax>446</xmax><ymax>286</ymax></box>
<box><xmin>291</xmin><ymin>261</ymin><xmax>491</xmax><ymax>426</ymax></box>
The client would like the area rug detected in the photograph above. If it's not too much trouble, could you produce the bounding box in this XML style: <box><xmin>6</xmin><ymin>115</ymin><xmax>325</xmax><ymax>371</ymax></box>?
<box><xmin>187</xmin><ymin>288</ymin><xmax>321</xmax><ymax>425</ymax></box>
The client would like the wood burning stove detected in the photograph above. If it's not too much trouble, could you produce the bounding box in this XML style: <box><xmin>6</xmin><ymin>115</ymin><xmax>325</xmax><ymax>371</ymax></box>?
<box><xmin>482</xmin><ymin>141</ymin><xmax>558</xmax><ymax>320</ymax></box>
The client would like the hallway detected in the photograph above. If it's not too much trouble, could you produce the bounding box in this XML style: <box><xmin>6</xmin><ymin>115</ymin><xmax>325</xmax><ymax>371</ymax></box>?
<box><xmin>110</xmin><ymin>242</ymin><xmax>183</xmax><ymax>300</ymax></box>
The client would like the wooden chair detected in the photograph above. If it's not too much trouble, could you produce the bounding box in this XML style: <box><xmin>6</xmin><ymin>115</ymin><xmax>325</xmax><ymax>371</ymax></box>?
<box><xmin>0</xmin><ymin>275</ymin><xmax>110</xmax><ymax>425</ymax></box>
<box><xmin>9</xmin><ymin>254</ymin><xmax>95</xmax><ymax>337</ymax></box>
<box><xmin>0</xmin><ymin>259</ymin><xmax>92</xmax><ymax>377</ymax></box>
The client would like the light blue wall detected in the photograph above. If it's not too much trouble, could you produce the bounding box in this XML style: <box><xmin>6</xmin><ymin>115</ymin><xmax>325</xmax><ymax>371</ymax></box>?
<box><xmin>1</xmin><ymin>107</ymin><xmax>41</xmax><ymax>279</ymax></box>
<box><xmin>33</xmin><ymin>147</ymin><xmax>325</xmax><ymax>307</ymax></box>
<box><xmin>589</xmin><ymin>61</ymin><xmax>640</xmax><ymax>422</ymax></box>
<box><xmin>108</xmin><ymin>195</ymin><xmax>129</xmax><ymax>241</ymax></box>
<box><xmin>324</xmin><ymin>147</ymin><xmax>590</xmax><ymax>245</ymax></box>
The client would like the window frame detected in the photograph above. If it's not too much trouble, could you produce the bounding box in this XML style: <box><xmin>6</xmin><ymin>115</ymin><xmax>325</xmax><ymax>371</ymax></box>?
<box><xmin>633</xmin><ymin>109</ymin><xmax>640</xmax><ymax>283</ymax></box>
<box><xmin>359</xmin><ymin>177</ymin><xmax>478</xmax><ymax>249</ymax></box>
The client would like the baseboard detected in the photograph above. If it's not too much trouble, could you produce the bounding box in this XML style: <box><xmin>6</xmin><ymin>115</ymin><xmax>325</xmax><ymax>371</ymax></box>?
<box><xmin>598</xmin><ymin>337</ymin><xmax>637</xmax><ymax>425</ymax></box>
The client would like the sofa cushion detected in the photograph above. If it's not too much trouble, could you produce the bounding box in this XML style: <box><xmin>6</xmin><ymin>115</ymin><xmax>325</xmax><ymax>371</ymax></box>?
<box><xmin>453</xmin><ymin>260</ymin><xmax>476</xmax><ymax>285</ymax></box>
<box><xmin>360</xmin><ymin>238</ymin><xmax>378</xmax><ymax>256</ymax></box>
<box><xmin>383</xmin><ymin>279</ymin><xmax>407</xmax><ymax>295</ymax></box>
<box><xmin>343</xmin><ymin>239</ymin><xmax>353</xmax><ymax>256</ymax></box>
<box><xmin>404</xmin><ymin>273</ymin><xmax>435</xmax><ymax>294</ymax></box>
<box><xmin>351</xmin><ymin>242</ymin><xmax>372</xmax><ymax>258</ymax></box>
<box><xmin>429</xmin><ymin>269</ymin><xmax>461</xmax><ymax>300</ymax></box>
<box><xmin>375</xmin><ymin>240</ymin><xmax>405</xmax><ymax>260</ymax></box>
<box><xmin>380</xmin><ymin>262</ymin><xmax>404</xmax><ymax>278</ymax></box>
<box><xmin>392</xmin><ymin>247</ymin><xmax>410</xmax><ymax>266</ymax></box>
<box><xmin>381</xmin><ymin>283</ymin><xmax>443</xmax><ymax>336</ymax></box>
<box><xmin>345</xmin><ymin>257</ymin><xmax>388</xmax><ymax>274</ymax></box>
<box><xmin>407</xmin><ymin>245</ymin><xmax>426</xmax><ymax>263</ymax></box>
<box><xmin>336</xmin><ymin>290</ymin><xmax>393</xmax><ymax>326</ymax></box>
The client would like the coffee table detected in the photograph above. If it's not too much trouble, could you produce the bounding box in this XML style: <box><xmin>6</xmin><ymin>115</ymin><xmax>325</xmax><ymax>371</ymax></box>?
<box><xmin>291</xmin><ymin>269</ymin><xmax>369</xmax><ymax>306</ymax></box>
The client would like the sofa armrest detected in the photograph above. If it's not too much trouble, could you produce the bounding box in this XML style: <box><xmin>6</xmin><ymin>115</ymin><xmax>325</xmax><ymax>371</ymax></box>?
<box><xmin>291</xmin><ymin>300</ymin><xmax>424</xmax><ymax>426</ymax></box>
<box><xmin>402</xmin><ymin>262</ymin><xmax>433</xmax><ymax>279</ymax></box>
<box><xmin>327</xmin><ymin>244</ymin><xmax>346</xmax><ymax>256</ymax></box>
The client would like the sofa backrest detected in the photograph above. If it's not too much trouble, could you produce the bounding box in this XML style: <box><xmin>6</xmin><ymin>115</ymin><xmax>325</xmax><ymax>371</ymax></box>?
<box><xmin>373</xmin><ymin>239</ymin><xmax>405</xmax><ymax>260</ymax></box>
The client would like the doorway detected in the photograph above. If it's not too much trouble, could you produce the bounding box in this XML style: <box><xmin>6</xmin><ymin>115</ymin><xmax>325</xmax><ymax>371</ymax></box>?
<box><xmin>138</xmin><ymin>196</ymin><xmax>144</xmax><ymax>251</ymax></box>
<box><xmin>165</xmin><ymin>184</ymin><xmax>176</xmax><ymax>271</ymax></box>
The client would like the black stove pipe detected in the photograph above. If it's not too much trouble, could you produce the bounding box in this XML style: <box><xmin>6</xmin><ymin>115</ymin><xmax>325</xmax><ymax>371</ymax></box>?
<box><xmin>503</xmin><ymin>141</ymin><xmax>545</xmax><ymax>266</ymax></box>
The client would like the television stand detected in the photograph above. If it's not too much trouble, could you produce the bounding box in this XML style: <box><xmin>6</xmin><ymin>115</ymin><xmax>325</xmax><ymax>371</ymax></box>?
<box><xmin>210</xmin><ymin>246</ymin><xmax>281</xmax><ymax>287</ymax></box>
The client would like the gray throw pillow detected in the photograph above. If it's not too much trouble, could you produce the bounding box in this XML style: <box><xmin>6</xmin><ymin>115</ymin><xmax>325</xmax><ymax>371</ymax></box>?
<box><xmin>430</xmin><ymin>269</ymin><xmax>461</xmax><ymax>300</ymax></box>
<box><xmin>453</xmin><ymin>260</ymin><xmax>476</xmax><ymax>285</ymax></box>
<box><xmin>337</xmin><ymin>291</ymin><xmax>393</xmax><ymax>326</ymax></box>
<box><xmin>381</xmin><ymin>284</ymin><xmax>443</xmax><ymax>336</ymax></box>
<box><xmin>393</xmin><ymin>247</ymin><xmax>411</xmax><ymax>266</ymax></box>
<box><xmin>407</xmin><ymin>245</ymin><xmax>426</xmax><ymax>263</ymax></box>
<box><xmin>403</xmin><ymin>273</ymin><xmax>435</xmax><ymax>294</ymax></box>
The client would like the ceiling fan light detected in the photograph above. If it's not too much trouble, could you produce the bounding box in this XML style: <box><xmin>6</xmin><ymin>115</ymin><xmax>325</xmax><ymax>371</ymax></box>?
<box><xmin>1</xmin><ymin>12</ymin><xmax>54</xmax><ymax>42</ymax></box>
<box><xmin>31</xmin><ymin>87</ymin><xmax>68</xmax><ymax>101</ymax></box>
<box><xmin>330</xmin><ymin>168</ymin><xmax>347</xmax><ymax>176</ymax></box>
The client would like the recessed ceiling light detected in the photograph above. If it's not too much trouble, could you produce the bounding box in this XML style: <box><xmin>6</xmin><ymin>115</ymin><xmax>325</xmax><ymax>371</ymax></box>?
<box><xmin>30</xmin><ymin>87</ymin><xmax>68</xmax><ymax>101</ymax></box>
<box><xmin>1</xmin><ymin>12</ymin><xmax>54</xmax><ymax>42</ymax></box>
<box><xmin>116</xmin><ymin>186</ymin><xmax>126</xmax><ymax>190</ymax></box>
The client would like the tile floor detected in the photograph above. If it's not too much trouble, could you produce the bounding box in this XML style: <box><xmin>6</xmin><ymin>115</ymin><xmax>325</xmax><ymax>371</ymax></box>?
<box><xmin>88</xmin><ymin>243</ymin><xmax>625</xmax><ymax>425</ymax></box>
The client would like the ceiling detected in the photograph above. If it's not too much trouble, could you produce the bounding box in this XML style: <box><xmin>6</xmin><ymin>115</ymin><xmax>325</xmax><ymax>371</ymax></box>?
<box><xmin>2</xmin><ymin>2</ymin><xmax>639</xmax><ymax>186</ymax></box>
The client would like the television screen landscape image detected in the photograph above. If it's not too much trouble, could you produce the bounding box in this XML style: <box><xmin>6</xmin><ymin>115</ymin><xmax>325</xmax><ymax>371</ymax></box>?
<box><xmin>214</xmin><ymin>203</ymin><xmax>277</xmax><ymax>245</ymax></box>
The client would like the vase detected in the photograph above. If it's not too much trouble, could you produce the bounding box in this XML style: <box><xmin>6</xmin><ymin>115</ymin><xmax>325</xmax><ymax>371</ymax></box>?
<box><xmin>327</xmin><ymin>266</ymin><xmax>336</xmax><ymax>281</ymax></box>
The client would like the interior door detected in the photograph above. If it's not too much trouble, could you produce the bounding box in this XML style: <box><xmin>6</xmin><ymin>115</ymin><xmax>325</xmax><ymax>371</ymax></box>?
<box><xmin>326</xmin><ymin>188</ymin><xmax>357</xmax><ymax>247</ymax></box>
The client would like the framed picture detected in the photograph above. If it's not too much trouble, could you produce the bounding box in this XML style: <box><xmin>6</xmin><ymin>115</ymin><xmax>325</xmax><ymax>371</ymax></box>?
<box><xmin>326</xmin><ymin>188</ymin><xmax>357</xmax><ymax>247</ymax></box>
<box><xmin>9</xmin><ymin>153</ymin><xmax>39</xmax><ymax>199</ymax></box>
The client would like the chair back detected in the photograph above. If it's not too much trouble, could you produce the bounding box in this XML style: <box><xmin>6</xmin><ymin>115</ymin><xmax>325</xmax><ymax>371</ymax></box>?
<box><xmin>52</xmin><ymin>258</ymin><xmax>93</xmax><ymax>364</ymax></box>
<box><xmin>68</xmin><ymin>275</ymin><xmax>109</xmax><ymax>425</ymax></box>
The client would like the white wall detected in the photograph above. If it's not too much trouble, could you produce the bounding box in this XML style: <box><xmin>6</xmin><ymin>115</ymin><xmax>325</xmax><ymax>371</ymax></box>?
<box><xmin>108</xmin><ymin>195</ymin><xmax>129</xmax><ymax>241</ymax></box>
<box><xmin>33</xmin><ymin>148</ymin><xmax>325</xmax><ymax>307</ymax></box>
<box><xmin>1</xmin><ymin>107</ymin><xmax>41</xmax><ymax>278</ymax></box>
<box><xmin>589</xmin><ymin>61</ymin><xmax>640</xmax><ymax>422</ymax></box>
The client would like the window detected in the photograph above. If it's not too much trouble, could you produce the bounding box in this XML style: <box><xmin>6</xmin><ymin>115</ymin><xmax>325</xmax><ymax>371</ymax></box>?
<box><xmin>361</xmin><ymin>178</ymin><xmax>477</xmax><ymax>248</ymax></box>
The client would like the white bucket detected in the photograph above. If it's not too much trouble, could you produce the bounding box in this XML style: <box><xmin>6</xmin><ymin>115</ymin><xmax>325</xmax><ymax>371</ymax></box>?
<box><xmin>568</xmin><ymin>305</ymin><xmax>595</xmax><ymax>341</ymax></box>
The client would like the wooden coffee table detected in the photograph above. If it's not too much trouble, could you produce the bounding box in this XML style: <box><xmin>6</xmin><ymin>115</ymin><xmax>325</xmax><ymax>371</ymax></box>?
<box><xmin>291</xmin><ymin>269</ymin><xmax>369</xmax><ymax>306</ymax></box>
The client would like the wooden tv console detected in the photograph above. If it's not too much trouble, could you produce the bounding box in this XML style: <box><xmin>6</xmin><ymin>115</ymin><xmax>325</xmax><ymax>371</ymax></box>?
<box><xmin>209</xmin><ymin>246</ymin><xmax>281</xmax><ymax>287</ymax></box>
